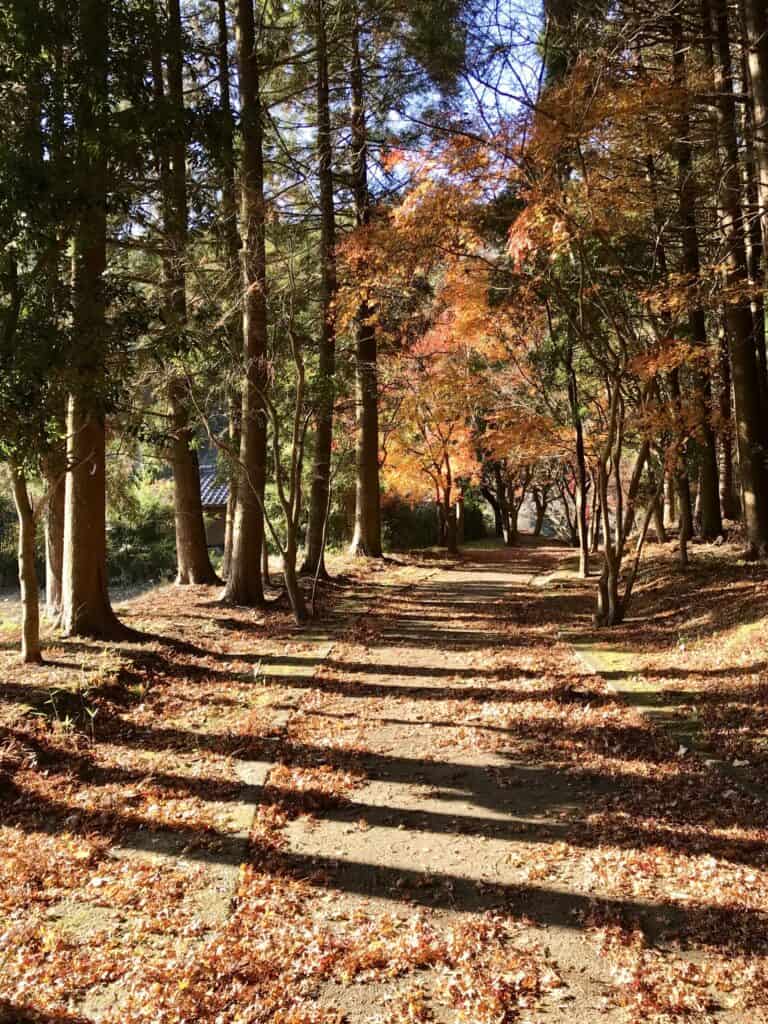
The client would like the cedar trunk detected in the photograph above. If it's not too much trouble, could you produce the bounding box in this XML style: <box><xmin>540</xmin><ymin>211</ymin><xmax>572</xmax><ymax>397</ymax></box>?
<box><xmin>706</xmin><ymin>0</ymin><xmax>768</xmax><ymax>554</ymax></box>
<box><xmin>217</xmin><ymin>0</ymin><xmax>242</xmax><ymax>581</ymax></box>
<box><xmin>743</xmin><ymin>0</ymin><xmax>768</xmax><ymax>281</ymax></box>
<box><xmin>304</xmin><ymin>0</ymin><xmax>337</xmax><ymax>576</ymax></box>
<box><xmin>162</xmin><ymin>0</ymin><xmax>219</xmax><ymax>586</ymax></box>
<box><xmin>169</xmin><ymin>387</ymin><xmax>218</xmax><ymax>584</ymax></box>
<box><xmin>671</xmin><ymin>15</ymin><xmax>722</xmax><ymax>540</ymax></box>
<box><xmin>11</xmin><ymin>466</ymin><xmax>42</xmax><ymax>664</ymax></box>
<box><xmin>42</xmin><ymin>455</ymin><xmax>65</xmax><ymax>618</ymax></box>
<box><xmin>718</xmin><ymin>324</ymin><xmax>740</xmax><ymax>519</ymax></box>
<box><xmin>222</xmin><ymin>394</ymin><xmax>240</xmax><ymax>578</ymax></box>
<box><xmin>349</xmin><ymin>18</ymin><xmax>382</xmax><ymax>557</ymax></box>
<box><xmin>63</xmin><ymin>399</ymin><xmax>124</xmax><ymax>637</ymax></box>
<box><xmin>739</xmin><ymin>37</ymin><xmax>768</xmax><ymax>413</ymax></box>
<box><xmin>62</xmin><ymin>0</ymin><xmax>123</xmax><ymax>639</ymax></box>
<box><xmin>224</xmin><ymin>0</ymin><xmax>268</xmax><ymax>605</ymax></box>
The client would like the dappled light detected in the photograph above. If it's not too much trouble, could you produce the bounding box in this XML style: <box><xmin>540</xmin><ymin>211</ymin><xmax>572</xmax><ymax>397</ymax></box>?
<box><xmin>1</xmin><ymin>541</ymin><xmax>768</xmax><ymax>1021</ymax></box>
<box><xmin>3</xmin><ymin>0</ymin><xmax>768</xmax><ymax>1019</ymax></box>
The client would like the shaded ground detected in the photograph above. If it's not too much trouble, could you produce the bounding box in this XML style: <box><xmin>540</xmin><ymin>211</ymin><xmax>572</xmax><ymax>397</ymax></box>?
<box><xmin>2</xmin><ymin>540</ymin><xmax>768</xmax><ymax>1022</ymax></box>
<box><xmin>568</xmin><ymin>539</ymin><xmax>768</xmax><ymax>788</ymax></box>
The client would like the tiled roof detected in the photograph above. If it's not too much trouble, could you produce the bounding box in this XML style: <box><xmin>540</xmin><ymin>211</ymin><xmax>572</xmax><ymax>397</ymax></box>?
<box><xmin>199</xmin><ymin>467</ymin><xmax>229</xmax><ymax>508</ymax></box>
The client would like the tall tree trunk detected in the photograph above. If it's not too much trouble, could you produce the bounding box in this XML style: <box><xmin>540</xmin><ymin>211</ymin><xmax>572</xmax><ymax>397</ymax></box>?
<box><xmin>222</xmin><ymin>395</ymin><xmax>240</xmax><ymax>578</ymax></box>
<box><xmin>262</xmin><ymin>531</ymin><xmax>271</xmax><ymax>587</ymax></box>
<box><xmin>669</xmin><ymin>367</ymin><xmax>694</xmax><ymax>568</ymax></box>
<box><xmin>444</xmin><ymin>497</ymin><xmax>458</xmax><ymax>554</ymax></box>
<box><xmin>718</xmin><ymin>321</ymin><xmax>741</xmax><ymax>519</ymax></box>
<box><xmin>743</xmin><ymin>0</ymin><xmax>768</xmax><ymax>282</ymax></box>
<box><xmin>217</xmin><ymin>0</ymin><xmax>242</xmax><ymax>582</ymax></box>
<box><xmin>62</xmin><ymin>0</ymin><xmax>123</xmax><ymax>639</ymax></box>
<box><xmin>304</xmin><ymin>0</ymin><xmax>337</xmax><ymax>576</ymax></box>
<box><xmin>677</xmin><ymin>467</ymin><xmax>693</xmax><ymax>568</ymax></box>
<box><xmin>349</xmin><ymin>16</ymin><xmax>382</xmax><ymax>557</ymax></box>
<box><xmin>671</xmin><ymin>14</ymin><xmax>722</xmax><ymax>540</ymax></box>
<box><xmin>481</xmin><ymin>486</ymin><xmax>503</xmax><ymax>536</ymax></box>
<box><xmin>589</xmin><ymin>500</ymin><xmax>601</xmax><ymax>553</ymax></box>
<box><xmin>497</xmin><ymin>466</ymin><xmax>514</xmax><ymax>545</ymax></box>
<box><xmin>160</xmin><ymin>0</ymin><xmax>219</xmax><ymax>586</ymax></box>
<box><xmin>42</xmin><ymin>452</ymin><xmax>65</xmax><ymax>619</ymax></box>
<box><xmin>566</xmin><ymin>346</ymin><xmax>590</xmax><ymax>575</ymax></box>
<box><xmin>217</xmin><ymin>0</ymin><xmax>241</xmax><ymax>287</ymax></box>
<box><xmin>533</xmin><ymin>506</ymin><xmax>545</xmax><ymax>536</ymax></box>
<box><xmin>739</xmin><ymin>31</ymin><xmax>768</xmax><ymax>412</ymax></box>
<box><xmin>595</xmin><ymin>458</ymin><xmax>622</xmax><ymax>626</ymax></box>
<box><xmin>508</xmin><ymin>502</ymin><xmax>520</xmax><ymax>544</ymax></box>
<box><xmin>282</xmin><ymin>539</ymin><xmax>308</xmax><ymax>623</ymax></box>
<box><xmin>168</xmin><ymin>387</ymin><xmax>219</xmax><ymax>584</ymax></box>
<box><xmin>664</xmin><ymin>470</ymin><xmax>676</xmax><ymax>527</ymax></box>
<box><xmin>651</xmin><ymin>486</ymin><xmax>667</xmax><ymax>542</ymax></box>
<box><xmin>224</xmin><ymin>0</ymin><xmax>268</xmax><ymax>605</ymax></box>
<box><xmin>11</xmin><ymin>465</ymin><xmax>42</xmax><ymax>665</ymax></box>
<box><xmin>705</xmin><ymin>0</ymin><xmax>768</xmax><ymax>554</ymax></box>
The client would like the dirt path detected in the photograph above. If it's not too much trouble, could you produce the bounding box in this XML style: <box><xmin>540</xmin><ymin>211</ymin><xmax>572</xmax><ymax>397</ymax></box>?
<box><xmin>237</xmin><ymin>541</ymin><xmax>768</xmax><ymax>1023</ymax></box>
<box><xmin>4</xmin><ymin>543</ymin><xmax>768</xmax><ymax>1022</ymax></box>
<box><xmin>274</xmin><ymin>549</ymin><xmax>611</xmax><ymax>1021</ymax></box>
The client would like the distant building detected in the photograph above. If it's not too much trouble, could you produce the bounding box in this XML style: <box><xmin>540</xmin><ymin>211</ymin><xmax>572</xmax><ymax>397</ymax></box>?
<box><xmin>199</xmin><ymin>465</ymin><xmax>229</xmax><ymax>548</ymax></box>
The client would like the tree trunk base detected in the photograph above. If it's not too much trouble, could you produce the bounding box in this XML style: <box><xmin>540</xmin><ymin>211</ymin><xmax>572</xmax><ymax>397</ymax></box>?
<box><xmin>176</xmin><ymin>570</ymin><xmax>223</xmax><ymax>586</ymax></box>
<box><xmin>741</xmin><ymin>543</ymin><xmax>768</xmax><ymax>562</ymax></box>
<box><xmin>348</xmin><ymin>540</ymin><xmax>382</xmax><ymax>558</ymax></box>
<box><xmin>63</xmin><ymin>616</ymin><xmax>140</xmax><ymax>643</ymax></box>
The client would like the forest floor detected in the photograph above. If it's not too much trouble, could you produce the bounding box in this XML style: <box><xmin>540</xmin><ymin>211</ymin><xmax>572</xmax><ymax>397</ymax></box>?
<box><xmin>1</xmin><ymin>537</ymin><xmax>768</xmax><ymax>1023</ymax></box>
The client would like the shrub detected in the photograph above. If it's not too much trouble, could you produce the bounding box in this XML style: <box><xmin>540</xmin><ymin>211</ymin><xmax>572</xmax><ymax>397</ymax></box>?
<box><xmin>382</xmin><ymin>498</ymin><xmax>440</xmax><ymax>551</ymax></box>
<box><xmin>107</xmin><ymin>492</ymin><xmax>177</xmax><ymax>586</ymax></box>
<box><xmin>0</xmin><ymin>495</ymin><xmax>17</xmax><ymax>587</ymax></box>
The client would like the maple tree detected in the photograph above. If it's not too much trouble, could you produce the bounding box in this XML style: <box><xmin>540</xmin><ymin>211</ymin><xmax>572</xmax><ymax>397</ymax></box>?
<box><xmin>384</xmin><ymin>325</ymin><xmax>480</xmax><ymax>554</ymax></box>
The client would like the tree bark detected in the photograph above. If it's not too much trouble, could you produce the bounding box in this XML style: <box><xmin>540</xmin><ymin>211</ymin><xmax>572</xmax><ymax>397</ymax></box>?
<box><xmin>11</xmin><ymin>465</ymin><xmax>42</xmax><ymax>664</ymax></box>
<box><xmin>671</xmin><ymin>14</ymin><xmax>722</xmax><ymax>540</ymax></box>
<box><xmin>743</xmin><ymin>0</ymin><xmax>768</xmax><ymax>277</ymax></box>
<box><xmin>565</xmin><ymin>345</ymin><xmax>590</xmax><ymax>574</ymax></box>
<box><xmin>304</xmin><ymin>0</ymin><xmax>337</xmax><ymax>576</ymax></box>
<box><xmin>497</xmin><ymin>468</ymin><xmax>514</xmax><ymax>546</ymax></box>
<box><xmin>262</xmin><ymin>531</ymin><xmax>271</xmax><ymax>587</ymax></box>
<box><xmin>444</xmin><ymin>500</ymin><xmax>459</xmax><ymax>554</ymax></box>
<box><xmin>718</xmin><ymin>321</ymin><xmax>740</xmax><ymax>519</ymax></box>
<box><xmin>168</xmin><ymin>387</ymin><xmax>219</xmax><ymax>584</ymax></box>
<box><xmin>533</xmin><ymin>487</ymin><xmax>549</xmax><ymax>536</ymax></box>
<box><xmin>222</xmin><ymin>394</ymin><xmax>240</xmax><ymax>579</ymax></box>
<box><xmin>739</xmin><ymin>31</ymin><xmax>768</xmax><ymax>414</ymax></box>
<box><xmin>664</xmin><ymin>470</ymin><xmax>676</xmax><ymax>528</ymax></box>
<box><xmin>349</xmin><ymin>16</ymin><xmax>382</xmax><ymax>558</ymax></box>
<box><xmin>42</xmin><ymin>454</ymin><xmax>65</xmax><ymax>619</ymax></box>
<box><xmin>481</xmin><ymin>485</ymin><xmax>503</xmax><ymax>537</ymax></box>
<box><xmin>283</xmin><ymin>542</ymin><xmax>308</xmax><ymax>623</ymax></box>
<box><xmin>456</xmin><ymin>491</ymin><xmax>465</xmax><ymax>545</ymax></box>
<box><xmin>589</xmin><ymin>497</ymin><xmax>601</xmax><ymax>553</ymax></box>
<box><xmin>160</xmin><ymin>0</ymin><xmax>219</xmax><ymax>586</ymax></box>
<box><xmin>595</xmin><ymin>458</ymin><xmax>622</xmax><ymax>626</ymax></box>
<box><xmin>224</xmin><ymin>0</ymin><xmax>268</xmax><ymax>605</ymax></box>
<box><xmin>652</xmin><ymin>494</ymin><xmax>667</xmax><ymax>543</ymax></box>
<box><xmin>705</xmin><ymin>0</ymin><xmax>768</xmax><ymax>555</ymax></box>
<box><xmin>62</xmin><ymin>0</ymin><xmax>124</xmax><ymax>639</ymax></box>
<box><xmin>217</xmin><ymin>0</ymin><xmax>242</xmax><ymax>583</ymax></box>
